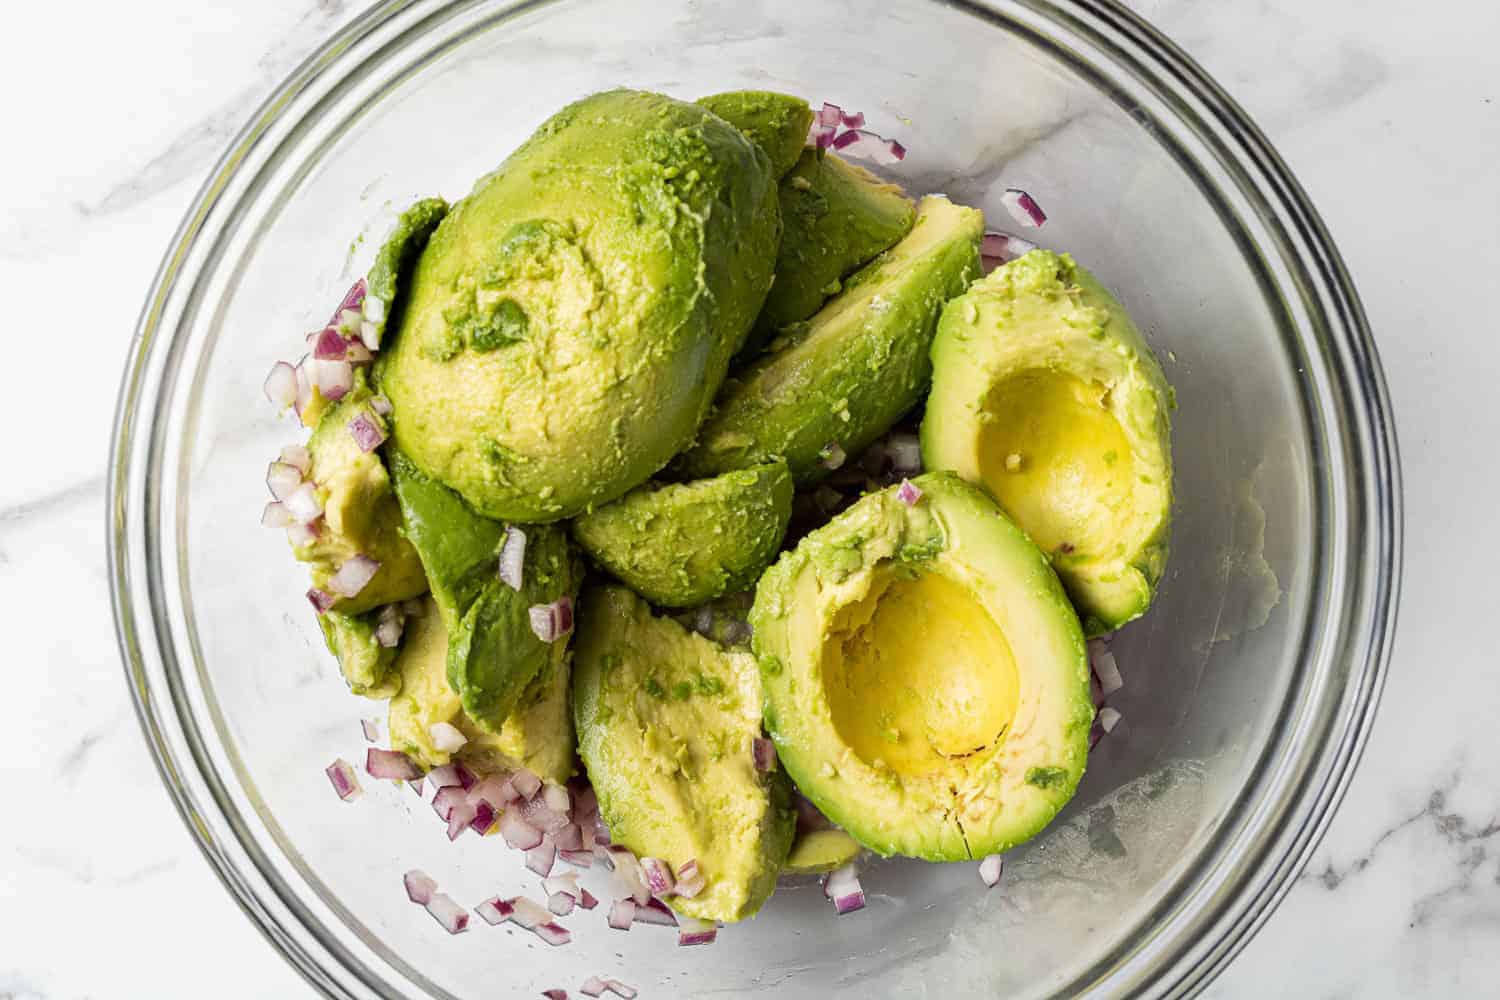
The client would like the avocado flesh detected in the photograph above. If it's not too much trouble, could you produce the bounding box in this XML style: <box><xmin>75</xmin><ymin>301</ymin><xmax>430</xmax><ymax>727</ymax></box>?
<box><xmin>751</xmin><ymin>472</ymin><xmax>1092</xmax><ymax>860</ymax></box>
<box><xmin>388</xmin><ymin>596</ymin><xmax>575</xmax><ymax>783</ymax></box>
<box><xmin>749</xmin><ymin>148</ymin><xmax>916</xmax><ymax>347</ymax></box>
<box><xmin>676</xmin><ymin>195</ymin><xmax>983</xmax><ymax>486</ymax></box>
<box><xmin>572</xmin><ymin>585</ymin><xmax>794</xmax><ymax>923</ymax></box>
<box><xmin>295</xmin><ymin>372</ymin><xmax>427</xmax><ymax>615</ymax></box>
<box><xmin>380</xmin><ymin>89</ymin><xmax>781</xmax><ymax>522</ymax></box>
<box><xmin>921</xmin><ymin>250</ymin><xmax>1173</xmax><ymax>634</ymax></box>
<box><xmin>572</xmin><ymin>461</ymin><xmax>794</xmax><ymax>608</ymax></box>
<box><xmin>388</xmin><ymin>448</ymin><xmax>583</xmax><ymax>732</ymax></box>
<box><xmin>319</xmin><ymin>610</ymin><xmax>400</xmax><ymax>698</ymax></box>
<box><xmin>783</xmin><ymin>828</ymin><xmax>861</xmax><ymax>875</ymax></box>
<box><xmin>697</xmin><ymin>90</ymin><xmax>814</xmax><ymax>179</ymax></box>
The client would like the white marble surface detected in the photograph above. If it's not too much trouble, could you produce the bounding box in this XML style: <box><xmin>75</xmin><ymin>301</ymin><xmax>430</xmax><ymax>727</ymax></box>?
<box><xmin>1</xmin><ymin>1</ymin><xmax>1495</xmax><ymax>997</ymax></box>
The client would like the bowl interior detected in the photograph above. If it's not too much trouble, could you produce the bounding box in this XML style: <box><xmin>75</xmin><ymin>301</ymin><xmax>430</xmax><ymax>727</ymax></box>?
<box><xmin>131</xmin><ymin>1</ymin><xmax>1368</xmax><ymax>996</ymax></box>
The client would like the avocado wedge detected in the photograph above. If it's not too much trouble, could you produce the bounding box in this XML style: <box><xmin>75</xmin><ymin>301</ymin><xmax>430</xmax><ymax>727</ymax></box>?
<box><xmin>698</xmin><ymin>90</ymin><xmax>814</xmax><ymax>179</ymax></box>
<box><xmin>922</xmin><ymin>250</ymin><xmax>1173</xmax><ymax>634</ymax></box>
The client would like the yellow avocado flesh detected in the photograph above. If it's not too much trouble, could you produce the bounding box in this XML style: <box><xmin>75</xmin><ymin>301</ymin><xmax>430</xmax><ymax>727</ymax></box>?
<box><xmin>824</xmin><ymin>570</ymin><xmax>1019</xmax><ymax>778</ymax></box>
<box><xmin>977</xmin><ymin>369</ymin><xmax>1138</xmax><ymax>558</ymax></box>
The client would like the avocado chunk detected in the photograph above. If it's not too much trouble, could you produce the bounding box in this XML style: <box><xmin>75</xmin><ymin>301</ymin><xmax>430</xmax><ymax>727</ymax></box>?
<box><xmin>573</xmin><ymin>585</ymin><xmax>795</xmax><ymax>923</ymax></box>
<box><xmin>388</xmin><ymin>448</ymin><xmax>582</xmax><ymax>732</ymax></box>
<box><xmin>388</xmin><ymin>596</ymin><xmax>575</xmax><ymax>782</ymax></box>
<box><xmin>921</xmin><ymin>250</ymin><xmax>1173</xmax><ymax>634</ymax></box>
<box><xmin>676</xmin><ymin>195</ymin><xmax>983</xmax><ymax>486</ymax></box>
<box><xmin>380</xmin><ymin>89</ymin><xmax>781</xmax><ymax>522</ymax></box>
<box><xmin>294</xmin><ymin>372</ymin><xmax>428</xmax><ymax>615</ymax></box>
<box><xmin>751</xmin><ymin>472</ymin><xmax>1092</xmax><ymax>860</ymax></box>
<box><xmin>366</xmin><ymin>196</ymin><xmax>449</xmax><ymax>349</ymax></box>
<box><xmin>572</xmin><ymin>462</ymin><xmax>794</xmax><ymax>608</ymax></box>
<box><xmin>318</xmin><ymin>610</ymin><xmax>400</xmax><ymax>698</ymax></box>
<box><xmin>751</xmin><ymin>149</ymin><xmax>916</xmax><ymax>344</ymax></box>
<box><xmin>783</xmin><ymin>828</ymin><xmax>862</xmax><ymax>875</ymax></box>
<box><xmin>697</xmin><ymin>90</ymin><xmax>813</xmax><ymax>179</ymax></box>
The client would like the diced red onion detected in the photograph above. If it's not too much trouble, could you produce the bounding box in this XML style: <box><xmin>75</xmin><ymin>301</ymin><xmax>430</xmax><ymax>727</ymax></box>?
<box><xmin>348</xmin><ymin>411</ymin><xmax>387</xmax><ymax>453</ymax></box>
<box><xmin>559</xmin><ymin>849</ymin><xmax>594</xmax><ymax>869</ymax></box>
<box><xmin>831</xmin><ymin>128</ymin><xmax>904</xmax><ymax>165</ymax></box>
<box><xmin>287</xmin><ymin>518</ymin><xmax>321</xmax><ymax>548</ymax></box>
<box><xmin>1000</xmin><ymin>187</ymin><xmax>1047</xmax><ymax>228</ymax></box>
<box><xmin>453</xmin><ymin>763</ymin><xmax>477</xmax><ymax>790</ymax></box>
<box><xmin>362</xmin><ymin>293</ymin><xmax>387</xmax><ymax>325</ymax></box>
<box><xmin>673</xmin><ymin>860</ymin><xmax>705</xmax><ymax>900</ymax></box>
<box><xmin>500</xmin><ymin>809</ymin><xmax>544</xmax><ymax>851</ymax></box>
<box><xmin>360</xmin><ymin>320</ymin><xmax>381</xmax><ymax>352</ymax></box>
<box><xmin>265</xmin><ymin>460</ymin><xmax>303</xmax><ymax>501</ymax></box>
<box><xmin>512</xmin><ymin>768</ymin><xmax>543</xmax><ymax>799</ymax></box>
<box><xmin>283</xmin><ymin>481</ymin><xmax>323</xmax><ymax>524</ymax></box>
<box><xmin>634</xmin><ymin>897</ymin><xmax>678</xmax><ymax>927</ymax></box>
<box><xmin>409</xmin><ymin>778</ymin><xmax>425</xmax><ymax>796</ymax></box>
<box><xmin>817</xmin><ymin>101</ymin><xmax>844</xmax><ymax>126</ymax></box>
<box><xmin>264</xmin><ymin>361</ymin><xmax>299</xmax><ymax>411</ymax></box>
<box><xmin>542</xmin><ymin>872</ymin><xmax>580</xmax><ymax>898</ymax></box>
<box><xmin>428</xmin><ymin>722</ymin><xmax>467</xmax><ymax>753</ymax></box>
<box><xmin>677</xmin><ymin>916</ymin><xmax>717</xmax><ymax>946</ymax></box>
<box><xmin>608</xmin><ymin>847</ymin><xmax>650</xmax><ymax>905</ymax></box>
<box><xmin>808</xmin><ymin>122</ymin><xmax>837</xmax><ymax>150</ymax></box>
<box><xmin>979</xmin><ymin>853</ymin><xmax>1005</xmax><ymax>888</ymax></box>
<box><xmin>446</xmin><ymin>798</ymin><xmax>477</xmax><ymax>840</ymax></box>
<box><xmin>750</xmin><ymin>736</ymin><xmax>778</xmax><ymax>773</ymax></box>
<box><xmin>475</xmin><ymin>896</ymin><xmax>514</xmax><ymax>925</ymax></box>
<box><xmin>841</xmin><ymin>109</ymin><xmax>866</xmax><ymax>128</ymax></box>
<box><xmin>370</xmin><ymin>394</ymin><xmax>393</xmax><ymax>416</ymax></box>
<box><xmin>581</xmin><ymin>977</ymin><xmax>608</xmax><ymax>998</ymax></box>
<box><xmin>470</xmin><ymin>799</ymin><xmax>497</xmax><ymax>834</ymax></box>
<box><xmin>496</xmin><ymin>526</ymin><xmax>527</xmax><ymax>590</ymax></box>
<box><xmin>543</xmin><ymin>783</ymin><xmax>571</xmax><ymax>814</ymax></box>
<box><xmin>527</xmin><ymin>839</ymin><xmax>557</xmax><ymax>876</ymax></box>
<box><xmin>508</xmin><ymin>896</ymin><xmax>553</xmax><ymax>930</ymax></box>
<box><xmin>548</xmin><ymin>892</ymin><xmax>575</xmax><ymax>916</ymax></box>
<box><xmin>607</xmin><ymin>899</ymin><xmax>636</xmax><ymax>930</ymax></box>
<box><xmin>577</xmin><ymin>888</ymin><xmax>599</xmax><ymax>910</ymax></box>
<box><xmin>603</xmin><ymin>981</ymin><xmax>637</xmax><ymax>1000</ymax></box>
<box><xmin>897</xmin><ymin>479</ymin><xmax>923</xmax><ymax>506</ymax></box>
<box><xmin>819</xmin><ymin>441</ymin><xmax>846</xmax><ymax>470</ymax></box>
<box><xmin>824</xmin><ymin>864</ymin><xmax>866</xmax><ymax>915</ymax></box>
<box><xmin>374</xmin><ymin>609</ymin><xmax>404</xmax><ymax>648</ymax></box>
<box><xmin>572</xmin><ymin>784</ymin><xmax>598</xmax><ymax>820</ymax></box>
<box><xmin>641</xmin><ymin>857</ymin><xmax>675</xmax><ymax>896</ymax></box>
<box><xmin>262</xmin><ymin>502</ymin><xmax>293</xmax><ymax>529</ymax></box>
<box><xmin>307</xmin><ymin>588</ymin><xmax>336</xmax><ymax>614</ymax></box>
<box><xmin>325</xmin><ymin>758</ymin><xmax>361</xmax><ymax>801</ymax></box>
<box><xmin>294</xmin><ymin>360</ymin><xmax>314</xmax><ymax>417</ymax></box>
<box><xmin>1099</xmin><ymin>706</ymin><xmax>1122</xmax><ymax>733</ymax></box>
<box><xmin>361</xmin><ymin>718</ymin><xmax>380</xmax><ymax>742</ymax></box>
<box><xmin>520</xmin><ymin>795</ymin><xmax>571</xmax><ymax>835</ymax></box>
<box><xmin>529</xmin><ymin>597</ymin><xmax>574</xmax><ymax>643</ymax></box>
<box><xmin>330</xmin><ymin>278</ymin><xmax>367</xmax><ymax>325</ymax></box>
<box><xmin>554</xmin><ymin>823</ymin><xmax>584</xmax><ymax>852</ymax></box>
<box><xmin>404</xmin><ymin>869</ymin><xmax>437</xmax><ymax>905</ymax></box>
<box><xmin>542</xmin><ymin>990</ymin><xmax>567</xmax><ymax>1000</ymax></box>
<box><xmin>344</xmin><ymin>340</ymin><xmax>374</xmax><ymax>364</ymax></box>
<box><xmin>312</xmin><ymin>326</ymin><xmax>350</xmax><ymax>361</ymax></box>
<box><xmin>433</xmin><ymin>785</ymin><xmax>467</xmax><ymax>822</ymax></box>
<box><xmin>1088</xmin><ymin>638</ymin><xmax>1124</xmax><ymax>695</ymax></box>
<box><xmin>425</xmin><ymin>892</ymin><xmax>469</xmax><ymax>934</ymax></box>
<box><xmin>468</xmin><ymin>775</ymin><xmax>518</xmax><ymax>809</ymax></box>
<box><xmin>307</xmin><ymin>358</ymin><xmax>354</xmax><ymax>402</ymax></box>
<box><xmin>533</xmin><ymin>922</ymin><xmax>572</xmax><ymax>947</ymax></box>
<box><xmin>279</xmin><ymin>443</ymin><xmax>312</xmax><ymax>474</ymax></box>
<box><xmin>328</xmin><ymin>554</ymin><xmax>380</xmax><ymax>599</ymax></box>
<box><xmin>427</xmin><ymin>764</ymin><xmax>464</xmax><ymax>790</ymax></box>
<box><xmin>365</xmin><ymin>748</ymin><xmax>423</xmax><ymax>781</ymax></box>
<box><xmin>593</xmin><ymin>816</ymin><xmax>612</xmax><ymax>847</ymax></box>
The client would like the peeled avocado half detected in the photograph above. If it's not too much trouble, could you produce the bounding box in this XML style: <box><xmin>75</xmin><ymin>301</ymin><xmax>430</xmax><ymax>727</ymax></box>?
<box><xmin>572</xmin><ymin>585</ymin><xmax>795</xmax><ymax>923</ymax></box>
<box><xmin>675</xmin><ymin>195</ymin><xmax>983</xmax><ymax>485</ymax></box>
<box><xmin>572</xmin><ymin>461</ymin><xmax>794</xmax><ymax>608</ymax></box>
<box><xmin>751</xmin><ymin>473</ymin><xmax>1093</xmax><ymax>860</ymax></box>
<box><xmin>921</xmin><ymin>250</ymin><xmax>1173</xmax><ymax>634</ymax></box>
<box><xmin>379</xmin><ymin>89</ymin><xmax>781</xmax><ymax>522</ymax></box>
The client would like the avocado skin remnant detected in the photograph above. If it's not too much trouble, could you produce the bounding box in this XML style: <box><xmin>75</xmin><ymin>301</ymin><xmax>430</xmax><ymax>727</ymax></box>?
<box><xmin>380</xmin><ymin>89</ymin><xmax>781</xmax><ymax>522</ymax></box>
<box><xmin>573</xmin><ymin>585</ymin><xmax>794</xmax><ymax>923</ymax></box>
<box><xmin>676</xmin><ymin>195</ymin><xmax>983</xmax><ymax>486</ymax></box>
<box><xmin>572</xmin><ymin>461</ymin><xmax>794</xmax><ymax>608</ymax></box>
<box><xmin>319</xmin><ymin>610</ymin><xmax>400</xmax><ymax>698</ymax></box>
<box><xmin>697</xmin><ymin>90</ymin><xmax>814</xmax><ymax>179</ymax></box>
<box><xmin>366</xmin><ymin>197</ymin><xmax>449</xmax><ymax>350</ymax></box>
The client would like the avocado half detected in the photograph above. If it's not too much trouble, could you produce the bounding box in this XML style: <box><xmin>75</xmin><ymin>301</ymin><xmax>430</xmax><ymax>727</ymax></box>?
<box><xmin>751</xmin><ymin>472</ymin><xmax>1093</xmax><ymax>860</ymax></box>
<box><xmin>921</xmin><ymin>250</ymin><xmax>1173</xmax><ymax>634</ymax></box>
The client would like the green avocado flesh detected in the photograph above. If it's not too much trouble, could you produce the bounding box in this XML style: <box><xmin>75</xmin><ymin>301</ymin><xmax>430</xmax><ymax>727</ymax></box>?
<box><xmin>751</xmin><ymin>473</ymin><xmax>1092</xmax><ymax>860</ymax></box>
<box><xmin>749</xmin><ymin>149</ymin><xmax>916</xmax><ymax>346</ymax></box>
<box><xmin>388</xmin><ymin>595</ymin><xmax>575</xmax><ymax>782</ymax></box>
<box><xmin>573</xmin><ymin>585</ymin><xmax>795</xmax><ymax>922</ymax></box>
<box><xmin>697</xmin><ymin>90</ymin><xmax>814</xmax><ymax>179</ymax></box>
<box><xmin>783</xmin><ymin>828</ymin><xmax>862</xmax><ymax>874</ymax></box>
<box><xmin>572</xmin><ymin>461</ymin><xmax>794</xmax><ymax>608</ymax></box>
<box><xmin>295</xmin><ymin>372</ymin><xmax>427</xmax><ymax>615</ymax></box>
<box><xmin>921</xmin><ymin>250</ymin><xmax>1173</xmax><ymax>634</ymax></box>
<box><xmin>675</xmin><ymin>195</ymin><xmax>983</xmax><ymax>485</ymax></box>
<box><xmin>380</xmin><ymin>89</ymin><xmax>781</xmax><ymax>522</ymax></box>
<box><xmin>388</xmin><ymin>449</ymin><xmax>582</xmax><ymax>731</ymax></box>
<box><xmin>319</xmin><ymin>610</ymin><xmax>399</xmax><ymax>698</ymax></box>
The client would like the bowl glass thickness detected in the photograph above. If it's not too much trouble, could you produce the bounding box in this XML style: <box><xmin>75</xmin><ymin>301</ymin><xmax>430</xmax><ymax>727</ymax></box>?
<box><xmin>109</xmin><ymin>1</ymin><xmax>1399</xmax><ymax>997</ymax></box>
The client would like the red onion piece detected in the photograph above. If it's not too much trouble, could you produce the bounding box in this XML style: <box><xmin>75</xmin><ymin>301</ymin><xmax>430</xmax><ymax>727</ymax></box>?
<box><xmin>559</xmin><ymin>849</ymin><xmax>594</xmax><ymax>869</ymax></box>
<box><xmin>818</xmin><ymin>441</ymin><xmax>846</xmax><ymax>471</ymax></box>
<box><xmin>542</xmin><ymin>872</ymin><xmax>580</xmax><ymax>898</ymax></box>
<box><xmin>453</xmin><ymin>763</ymin><xmax>477</xmax><ymax>790</ymax></box>
<box><xmin>344</xmin><ymin>340</ymin><xmax>374</xmax><ymax>364</ymax></box>
<box><xmin>606</xmin><ymin>899</ymin><xmax>636</xmax><ymax>930</ymax></box>
<box><xmin>361</xmin><ymin>718</ymin><xmax>380</xmax><ymax>742</ymax></box>
<box><xmin>1099</xmin><ymin>706</ymin><xmax>1122</xmax><ymax>733</ymax></box>
<box><xmin>1088</xmin><ymin>638</ymin><xmax>1123</xmax><ymax>695</ymax></box>
<box><xmin>312</xmin><ymin>326</ymin><xmax>350</xmax><ymax>361</ymax></box>
<box><xmin>897</xmin><ymin>479</ymin><xmax>923</xmax><ymax>506</ymax></box>
<box><xmin>283</xmin><ymin>482</ymin><xmax>323</xmax><ymax>524</ymax></box>
<box><xmin>470</xmin><ymin>799</ymin><xmax>497</xmax><ymax>834</ymax></box>
<box><xmin>543</xmin><ymin>783</ymin><xmax>571</xmax><ymax>814</ymax></box>
<box><xmin>841</xmin><ymin>109</ymin><xmax>866</xmax><ymax>128</ymax></box>
<box><xmin>979</xmin><ymin>853</ymin><xmax>1005</xmax><ymax>888</ymax></box>
<box><xmin>266</xmin><ymin>461</ymin><xmax>303</xmax><ymax>501</ymax></box>
<box><xmin>603</xmin><ymin>982</ymin><xmax>637</xmax><ymax>1000</ymax></box>
<box><xmin>279</xmin><ymin>443</ymin><xmax>312</xmax><ymax>474</ymax></box>
<box><xmin>529</xmin><ymin>597</ymin><xmax>574</xmax><ymax>643</ymax></box>
<box><xmin>446</xmin><ymin>798</ymin><xmax>477</xmax><ymax>840</ymax></box>
<box><xmin>468</xmin><ymin>775</ymin><xmax>518</xmax><ymax>809</ymax></box>
<box><xmin>608</xmin><ymin>847</ymin><xmax>650</xmax><ymax>905</ymax></box>
<box><xmin>499</xmin><ymin>526</ymin><xmax>527</xmax><ymax>590</ymax></box>
<box><xmin>641</xmin><ymin>857</ymin><xmax>675</xmax><ymax>896</ymax></box>
<box><xmin>307</xmin><ymin>358</ymin><xmax>354</xmax><ymax>402</ymax></box>
<box><xmin>425</xmin><ymin>892</ymin><xmax>469</xmax><ymax>934</ymax></box>
<box><xmin>427</xmin><ymin>764</ymin><xmax>464</xmax><ymax>790</ymax></box>
<box><xmin>362</xmin><ymin>292</ymin><xmax>387</xmax><ymax>325</ymax></box>
<box><xmin>508</xmin><ymin>896</ymin><xmax>553</xmax><ymax>930</ymax></box>
<box><xmin>369</xmin><ymin>394</ymin><xmax>392</xmax><ymax>416</ymax></box>
<box><xmin>1000</xmin><ymin>188</ymin><xmax>1047</xmax><ymax>228</ymax></box>
<box><xmin>428</xmin><ymin>722</ymin><xmax>467</xmax><ymax>753</ymax></box>
<box><xmin>634</xmin><ymin>897</ymin><xmax>678</xmax><ymax>927</ymax></box>
<box><xmin>520</xmin><ymin>795</ymin><xmax>571</xmax><ymax>835</ymax></box>
<box><xmin>572</xmin><ymin>784</ymin><xmax>598</xmax><ymax>819</ymax></box>
<box><xmin>808</xmin><ymin>122</ymin><xmax>837</xmax><ymax>149</ymax></box>
<box><xmin>365</xmin><ymin>747</ymin><xmax>423</xmax><ymax>781</ymax></box>
<box><xmin>262</xmin><ymin>502</ymin><xmax>293</xmax><ymax>529</ymax></box>
<box><xmin>374</xmin><ymin>607</ymin><xmax>404</xmax><ymax>648</ymax></box>
<box><xmin>533</xmin><ymin>922</ymin><xmax>572</xmax><ymax>947</ymax></box>
<box><xmin>542</xmin><ymin>990</ymin><xmax>568</xmax><ymax>1000</ymax></box>
<box><xmin>286</xmin><ymin>519</ymin><xmax>321</xmax><ymax>548</ymax></box>
<box><xmin>403</xmin><ymin>869</ymin><xmax>437</xmax><ymax>905</ymax></box>
<box><xmin>750</xmin><ymin>736</ymin><xmax>778</xmax><ymax>772</ymax></box>
<box><xmin>673</xmin><ymin>860</ymin><xmax>706</xmax><ymax>899</ymax></box>
<box><xmin>294</xmin><ymin>359</ymin><xmax>314</xmax><ymax>417</ymax></box>
<box><xmin>512</xmin><ymin>768</ymin><xmax>543</xmax><ymax>799</ymax></box>
<box><xmin>475</xmin><ymin>896</ymin><xmax>514</xmax><ymax>925</ymax></box>
<box><xmin>307</xmin><ymin>588</ymin><xmax>336</xmax><ymax>615</ymax></box>
<box><xmin>581</xmin><ymin>977</ymin><xmax>608</xmax><ymax>998</ymax></box>
<box><xmin>554</xmin><ymin>823</ymin><xmax>584</xmax><ymax>852</ymax></box>
<box><xmin>432</xmin><ymin>785</ymin><xmax>467</xmax><ymax>822</ymax></box>
<box><xmin>500</xmin><ymin>809</ymin><xmax>544</xmax><ymax>850</ymax></box>
<box><xmin>330</xmin><ymin>278</ymin><xmax>367</xmax><ymax>325</ymax></box>
<box><xmin>264</xmin><ymin>361</ymin><xmax>299</xmax><ymax>411</ymax></box>
<box><xmin>817</xmin><ymin>101</ymin><xmax>844</xmax><ymax>126</ymax></box>
<box><xmin>325</xmin><ymin>758</ymin><xmax>361</xmax><ymax>801</ymax></box>
<box><xmin>328</xmin><ymin>554</ymin><xmax>380</xmax><ymax>599</ymax></box>
<box><xmin>824</xmin><ymin>864</ymin><xmax>866</xmax><ymax>915</ymax></box>
<box><xmin>527</xmin><ymin>839</ymin><xmax>557</xmax><ymax>876</ymax></box>
<box><xmin>677</xmin><ymin>916</ymin><xmax>717</xmax><ymax>946</ymax></box>
<box><xmin>832</xmin><ymin>128</ymin><xmax>905</xmax><ymax>165</ymax></box>
<box><xmin>548</xmin><ymin>892</ymin><xmax>575</xmax><ymax>916</ymax></box>
<box><xmin>577</xmin><ymin>888</ymin><xmax>599</xmax><ymax>910</ymax></box>
<box><xmin>347</xmin><ymin>411</ymin><xmax>387</xmax><ymax>453</ymax></box>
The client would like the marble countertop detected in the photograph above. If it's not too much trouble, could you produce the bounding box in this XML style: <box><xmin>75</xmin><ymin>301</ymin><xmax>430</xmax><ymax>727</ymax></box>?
<box><xmin>1</xmin><ymin>1</ymin><xmax>1494</xmax><ymax>996</ymax></box>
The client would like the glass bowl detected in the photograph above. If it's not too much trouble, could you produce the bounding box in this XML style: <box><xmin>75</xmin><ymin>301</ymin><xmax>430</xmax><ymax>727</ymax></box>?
<box><xmin>108</xmin><ymin>0</ymin><xmax>1401</xmax><ymax>996</ymax></box>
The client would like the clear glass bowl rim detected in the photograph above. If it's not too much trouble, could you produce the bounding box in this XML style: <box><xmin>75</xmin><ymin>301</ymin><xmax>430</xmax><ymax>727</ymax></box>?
<box><xmin>107</xmin><ymin>0</ymin><xmax>1403</xmax><ymax>997</ymax></box>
